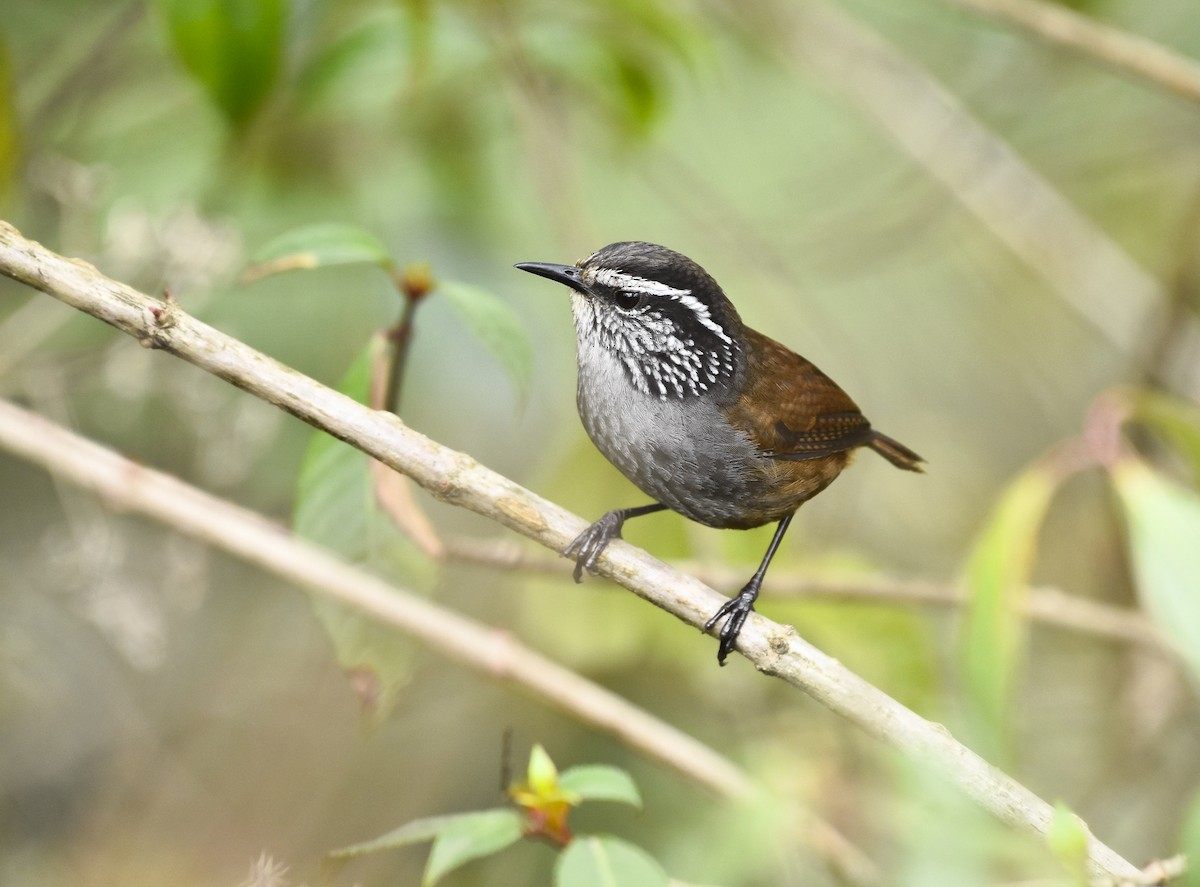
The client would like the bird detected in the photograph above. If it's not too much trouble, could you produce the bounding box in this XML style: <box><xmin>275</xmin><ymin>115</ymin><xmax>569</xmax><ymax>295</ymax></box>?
<box><xmin>516</xmin><ymin>241</ymin><xmax>923</xmax><ymax>665</ymax></box>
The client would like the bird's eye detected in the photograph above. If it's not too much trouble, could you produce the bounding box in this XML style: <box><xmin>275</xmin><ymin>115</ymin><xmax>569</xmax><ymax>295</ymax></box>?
<box><xmin>613</xmin><ymin>291</ymin><xmax>644</xmax><ymax>311</ymax></box>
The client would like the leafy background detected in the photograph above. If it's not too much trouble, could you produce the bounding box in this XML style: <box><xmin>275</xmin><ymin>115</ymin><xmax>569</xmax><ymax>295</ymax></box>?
<box><xmin>2</xmin><ymin>0</ymin><xmax>1200</xmax><ymax>884</ymax></box>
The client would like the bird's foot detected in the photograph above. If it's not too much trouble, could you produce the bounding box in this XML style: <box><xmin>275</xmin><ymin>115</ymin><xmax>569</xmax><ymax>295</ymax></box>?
<box><xmin>703</xmin><ymin>583</ymin><xmax>761</xmax><ymax>666</ymax></box>
<box><xmin>564</xmin><ymin>511</ymin><xmax>627</xmax><ymax>582</ymax></box>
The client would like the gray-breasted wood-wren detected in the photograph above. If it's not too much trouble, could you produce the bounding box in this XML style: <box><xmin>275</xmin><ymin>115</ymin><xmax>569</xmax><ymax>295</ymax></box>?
<box><xmin>517</xmin><ymin>241</ymin><xmax>924</xmax><ymax>665</ymax></box>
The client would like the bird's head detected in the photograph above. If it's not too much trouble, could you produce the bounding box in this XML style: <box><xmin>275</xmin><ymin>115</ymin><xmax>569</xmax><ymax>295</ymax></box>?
<box><xmin>516</xmin><ymin>241</ymin><xmax>743</xmax><ymax>400</ymax></box>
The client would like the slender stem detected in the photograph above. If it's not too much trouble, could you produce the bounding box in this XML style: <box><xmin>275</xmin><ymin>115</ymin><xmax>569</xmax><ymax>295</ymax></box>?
<box><xmin>384</xmin><ymin>294</ymin><xmax>419</xmax><ymax>414</ymax></box>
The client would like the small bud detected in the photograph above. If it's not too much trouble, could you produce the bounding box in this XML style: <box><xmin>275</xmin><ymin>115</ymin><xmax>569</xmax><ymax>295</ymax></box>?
<box><xmin>399</xmin><ymin>263</ymin><xmax>434</xmax><ymax>302</ymax></box>
<box><xmin>506</xmin><ymin>744</ymin><xmax>581</xmax><ymax>847</ymax></box>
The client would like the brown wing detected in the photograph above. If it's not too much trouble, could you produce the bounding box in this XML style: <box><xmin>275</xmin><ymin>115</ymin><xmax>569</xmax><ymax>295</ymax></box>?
<box><xmin>727</xmin><ymin>328</ymin><xmax>875</xmax><ymax>460</ymax></box>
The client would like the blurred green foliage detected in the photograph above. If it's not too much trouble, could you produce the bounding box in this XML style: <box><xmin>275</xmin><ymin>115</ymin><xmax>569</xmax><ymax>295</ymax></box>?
<box><xmin>161</xmin><ymin>0</ymin><xmax>286</xmax><ymax>129</ymax></box>
<box><xmin>3</xmin><ymin>0</ymin><xmax>1200</xmax><ymax>884</ymax></box>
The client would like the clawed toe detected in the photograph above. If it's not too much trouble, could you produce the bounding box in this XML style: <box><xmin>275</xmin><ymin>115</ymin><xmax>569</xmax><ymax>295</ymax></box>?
<box><xmin>703</xmin><ymin>590</ymin><xmax>758</xmax><ymax>666</ymax></box>
<box><xmin>564</xmin><ymin>513</ymin><xmax>624</xmax><ymax>582</ymax></box>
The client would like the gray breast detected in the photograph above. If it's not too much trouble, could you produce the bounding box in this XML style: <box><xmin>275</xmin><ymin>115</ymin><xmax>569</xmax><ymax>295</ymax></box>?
<box><xmin>573</xmin><ymin>334</ymin><xmax>766</xmax><ymax>528</ymax></box>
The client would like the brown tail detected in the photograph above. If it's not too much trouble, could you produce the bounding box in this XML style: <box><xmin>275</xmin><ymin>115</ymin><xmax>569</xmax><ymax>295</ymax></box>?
<box><xmin>868</xmin><ymin>431</ymin><xmax>925</xmax><ymax>472</ymax></box>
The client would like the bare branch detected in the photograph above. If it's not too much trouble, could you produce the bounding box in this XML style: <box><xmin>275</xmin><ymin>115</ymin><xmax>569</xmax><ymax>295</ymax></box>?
<box><xmin>0</xmin><ymin>221</ymin><xmax>1145</xmax><ymax>881</ymax></box>
<box><xmin>443</xmin><ymin>537</ymin><xmax>1170</xmax><ymax>655</ymax></box>
<box><xmin>943</xmin><ymin>0</ymin><xmax>1200</xmax><ymax>105</ymax></box>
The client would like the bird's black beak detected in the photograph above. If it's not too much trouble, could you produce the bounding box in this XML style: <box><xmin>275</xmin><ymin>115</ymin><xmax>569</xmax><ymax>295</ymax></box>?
<box><xmin>515</xmin><ymin>261</ymin><xmax>589</xmax><ymax>295</ymax></box>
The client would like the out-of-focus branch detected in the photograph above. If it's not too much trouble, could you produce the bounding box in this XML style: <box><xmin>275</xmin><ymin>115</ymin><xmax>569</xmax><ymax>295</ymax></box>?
<box><xmin>0</xmin><ymin>221</ymin><xmax>1146</xmax><ymax>882</ymax></box>
<box><xmin>0</xmin><ymin>399</ymin><xmax>752</xmax><ymax>799</ymax></box>
<box><xmin>943</xmin><ymin>0</ymin><xmax>1200</xmax><ymax>105</ymax></box>
<box><xmin>791</xmin><ymin>1</ymin><xmax>1200</xmax><ymax>398</ymax></box>
<box><xmin>0</xmin><ymin>399</ymin><xmax>880</xmax><ymax>887</ymax></box>
<box><xmin>443</xmin><ymin>536</ymin><xmax>1169</xmax><ymax>656</ymax></box>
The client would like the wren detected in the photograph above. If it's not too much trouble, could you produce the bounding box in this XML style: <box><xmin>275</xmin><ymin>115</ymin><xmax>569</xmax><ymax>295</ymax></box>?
<box><xmin>517</xmin><ymin>241</ymin><xmax>923</xmax><ymax>664</ymax></box>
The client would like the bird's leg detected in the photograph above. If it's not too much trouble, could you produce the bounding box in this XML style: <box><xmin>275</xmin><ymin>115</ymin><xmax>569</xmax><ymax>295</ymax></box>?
<box><xmin>703</xmin><ymin>513</ymin><xmax>794</xmax><ymax>665</ymax></box>
<box><xmin>564</xmin><ymin>503</ymin><xmax>668</xmax><ymax>582</ymax></box>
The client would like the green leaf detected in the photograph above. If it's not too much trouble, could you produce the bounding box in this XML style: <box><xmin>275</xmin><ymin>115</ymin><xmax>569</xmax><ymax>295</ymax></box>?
<box><xmin>602</xmin><ymin>47</ymin><xmax>664</xmax><ymax>135</ymax></box>
<box><xmin>0</xmin><ymin>41</ymin><xmax>18</xmax><ymax>193</ymax></box>
<box><xmin>1181</xmin><ymin>790</ymin><xmax>1200</xmax><ymax>887</ymax></box>
<box><xmin>1112</xmin><ymin>459</ymin><xmax>1200</xmax><ymax>682</ymax></box>
<box><xmin>329</xmin><ymin>812</ymin><xmax>464</xmax><ymax>860</ymax></box>
<box><xmin>1046</xmin><ymin>803</ymin><xmax>1090</xmax><ymax>886</ymax></box>
<box><xmin>293</xmin><ymin>338</ymin><xmax>435</xmax><ymax>722</ymax></box>
<box><xmin>554</xmin><ymin>835</ymin><xmax>668</xmax><ymax>887</ymax></box>
<box><xmin>424</xmin><ymin>810</ymin><xmax>524</xmax><ymax>886</ymax></box>
<box><xmin>160</xmin><ymin>0</ymin><xmax>286</xmax><ymax>128</ymax></box>
<box><xmin>244</xmin><ymin>222</ymin><xmax>395</xmax><ymax>281</ymax></box>
<box><xmin>439</xmin><ymin>280</ymin><xmax>533</xmax><ymax>403</ymax></box>
<box><xmin>294</xmin><ymin>338</ymin><xmax>379</xmax><ymax>558</ymax></box>
<box><xmin>960</xmin><ymin>462</ymin><xmax>1059</xmax><ymax>756</ymax></box>
<box><xmin>327</xmin><ymin>809</ymin><xmax>522</xmax><ymax>880</ymax></box>
<box><xmin>559</xmin><ymin>766</ymin><xmax>642</xmax><ymax>810</ymax></box>
<box><xmin>294</xmin><ymin>10</ymin><xmax>408</xmax><ymax>114</ymax></box>
<box><xmin>1126</xmin><ymin>389</ymin><xmax>1200</xmax><ymax>485</ymax></box>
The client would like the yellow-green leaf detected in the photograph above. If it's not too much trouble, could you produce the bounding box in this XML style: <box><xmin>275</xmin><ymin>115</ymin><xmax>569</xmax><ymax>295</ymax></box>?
<box><xmin>1181</xmin><ymin>790</ymin><xmax>1200</xmax><ymax>887</ymax></box>
<box><xmin>0</xmin><ymin>42</ymin><xmax>18</xmax><ymax>193</ymax></box>
<box><xmin>1047</xmin><ymin>803</ymin><xmax>1090</xmax><ymax>886</ymax></box>
<box><xmin>527</xmin><ymin>744</ymin><xmax>561</xmax><ymax>798</ymax></box>
<box><xmin>244</xmin><ymin>222</ymin><xmax>395</xmax><ymax>282</ymax></box>
<box><xmin>1112</xmin><ymin>459</ymin><xmax>1200</xmax><ymax>681</ymax></box>
<box><xmin>960</xmin><ymin>462</ymin><xmax>1060</xmax><ymax>755</ymax></box>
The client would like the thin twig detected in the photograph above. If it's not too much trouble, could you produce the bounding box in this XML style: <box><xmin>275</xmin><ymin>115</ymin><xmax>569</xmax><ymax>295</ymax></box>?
<box><xmin>442</xmin><ymin>536</ymin><xmax>1169</xmax><ymax>655</ymax></box>
<box><xmin>942</xmin><ymin>0</ymin><xmax>1200</xmax><ymax>105</ymax></box>
<box><xmin>0</xmin><ymin>221</ymin><xmax>1146</xmax><ymax>881</ymax></box>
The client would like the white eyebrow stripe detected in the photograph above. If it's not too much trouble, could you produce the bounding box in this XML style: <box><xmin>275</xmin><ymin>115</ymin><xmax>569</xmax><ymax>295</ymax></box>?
<box><xmin>675</xmin><ymin>292</ymin><xmax>732</xmax><ymax>344</ymax></box>
<box><xmin>592</xmin><ymin>268</ymin><xmax>732</xmax><ymax>345</ymax></box>
<box><xmin>593</xmin><ymin>268</ymin><xmax>687</xmax><ymax>298</ymax></box>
